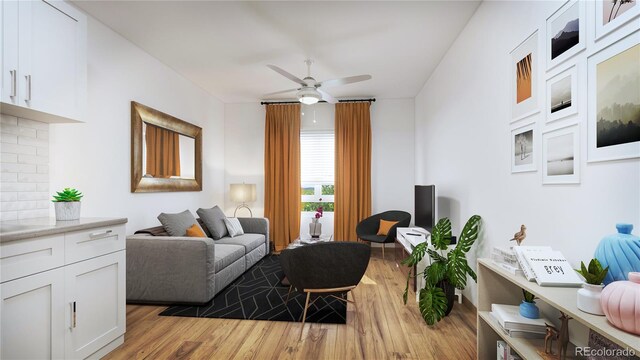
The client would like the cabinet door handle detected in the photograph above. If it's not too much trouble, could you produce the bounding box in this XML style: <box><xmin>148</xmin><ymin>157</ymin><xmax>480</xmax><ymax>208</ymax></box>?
<box><xmin>25</xmin><ymin>75</ymin><xmax>31</xmax><ymax>102</ymax></box>
<box><xmin>90</xmin><ymin>230</ymin><xmax>113</xmax><ymax>238</ymax></box>
<box><xmin>10</xmin><ymin>70</ymin><xmax>16</xmax><ymax>98</ymax></box>
<box><xmin>70</xmin><ymin>301</ymin><xmax>77</xmax><ymax>329</ymax></box>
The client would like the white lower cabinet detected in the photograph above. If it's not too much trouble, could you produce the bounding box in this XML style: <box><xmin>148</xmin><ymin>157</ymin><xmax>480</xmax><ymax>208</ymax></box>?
<box><xmin>65</xmin><ymin>251</ymin><xmax>126</xmax><ymax>359</ymax></box>
<box><xmin>0</xmin><ymin>222</ymin><xmax>126</xmax><ymax>359</ymax></box>
<box><xmin>1</xmin><ymin>267</ymin><xmax>66</xmax><ymax>359</ymax></box>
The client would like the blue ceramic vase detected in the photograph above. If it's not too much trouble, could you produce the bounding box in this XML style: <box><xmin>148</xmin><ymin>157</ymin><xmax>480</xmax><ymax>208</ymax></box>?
<box><xmin>594</xmin><ymin>224</ymin><xmax>640</xmax><ymax>285</ymax></box>
<box><xmin>519</xmin><ymin>301</ymin><xmax>540</xmax><ymax>319</ymax></box>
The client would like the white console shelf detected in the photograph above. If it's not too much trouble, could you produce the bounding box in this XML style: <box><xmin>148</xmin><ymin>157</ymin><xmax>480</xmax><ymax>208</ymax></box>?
<box><xmin>477</xmin><ymin>258</ymin><xmax>640</xmax><ymax>359</ymax></box>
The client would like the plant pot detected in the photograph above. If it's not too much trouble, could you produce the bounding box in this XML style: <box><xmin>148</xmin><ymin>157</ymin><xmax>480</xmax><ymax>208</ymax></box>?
<box><xmin>519</xmin><ymin>301</ymin><xmax>540</xmax><ymax>319</ymax></box>
<box><xmin>577</xmin><ymin>283</ymin><xmax>605</xmax><ymax>316</ymax></box>
<box><xmin>437</xmin><ymin>280</ymin><xmax>456</xmax><ymax>316</ymax></box>
<box><xmin>54</xmin><ymin>201</ymin><xmax>81</xmax><ymax>221</ymax></box>
<box><xmin>309</xmin><ymin>218</ymin><xmax>322</xmax><ymax>238</ymax></box>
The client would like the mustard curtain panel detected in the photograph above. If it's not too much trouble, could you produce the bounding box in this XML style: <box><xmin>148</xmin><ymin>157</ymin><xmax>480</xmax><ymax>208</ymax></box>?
<box><xmin>145</xmin><ymin>123</ymin><xmax>181</xmax><ymax>178</ymax></box>
<box><xmin>334</xmin><ymin>102</ymin><xmax>372</xmax><ymax>241</ymax></box>
<box><xmin>264</xmin><ymin>104</ymin><xmax>301</xmax><ymax>251</ymax></box>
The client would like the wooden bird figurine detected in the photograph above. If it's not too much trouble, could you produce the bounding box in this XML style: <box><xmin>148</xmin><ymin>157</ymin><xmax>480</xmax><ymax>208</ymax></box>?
<box><xmin>510</xmin><ymin>225</ymin><xmax>527</xmax><ymax>246</ymax></box>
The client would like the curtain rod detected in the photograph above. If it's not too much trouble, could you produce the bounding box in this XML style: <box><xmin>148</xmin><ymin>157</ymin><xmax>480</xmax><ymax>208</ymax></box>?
<box><xmin>260</xmin><ymin>98</ymin><xmax>376</xmax><ymax>105</ymax></box>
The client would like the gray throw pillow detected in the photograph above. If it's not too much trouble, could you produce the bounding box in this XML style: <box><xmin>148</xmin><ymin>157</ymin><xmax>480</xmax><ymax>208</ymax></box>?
<box><xmin>197</xmin><ymin>205</ymin><xmax>228</xmax><ymax>239</ymax></box>
<box><xmin>223</xmin><ymin>217</ymin><xmax>244</xmax><ymax>237</ymax></box>
<box><xmin>157</xmin><ymin>210</ymin><xmax>203</xmax><ymax>237</ymax></box>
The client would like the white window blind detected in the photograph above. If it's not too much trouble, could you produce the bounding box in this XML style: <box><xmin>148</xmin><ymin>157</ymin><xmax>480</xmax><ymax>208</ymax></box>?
<box><xmin>301</xmin><ymin>131</ymin><xmax>334</xmax><ymax>184</ymax></box>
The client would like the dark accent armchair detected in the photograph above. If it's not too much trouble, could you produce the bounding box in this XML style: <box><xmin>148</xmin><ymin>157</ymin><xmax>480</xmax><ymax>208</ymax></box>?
<box><xmin>356</xmin><ymin>210</ymin><xmax>411</xmax><ymax>259</ymax></box>
<box><xmin>279</xmin><ymin>242</ymin><xmax>370</xmax><ymax>340</ymax></box>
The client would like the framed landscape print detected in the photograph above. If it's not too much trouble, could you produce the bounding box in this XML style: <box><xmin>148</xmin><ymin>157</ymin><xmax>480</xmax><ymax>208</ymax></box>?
<box><xmin>511</xmin><ymin>30</ymin><xmax>540</xmax><ymax>122</ymax></box>
<box><xmin>587</xmin><ymin>32</ymin><xmax>640</xmax><ymax>162</ymax></box>
<box><xmin>595</xmin><ymin>0</ymin><xmax>640</xmax><ymax>41</ymax></box>
<box><xmin>546</xmin><ymin>0</ymin><xmax>586</xmax><ymax>70</ymax></box>
<box><xmin>511</xmin><ymin>120</ymin><xmax>537</xmax><ymax>173</ymax></box>
<box><xmin>543</xmin><ymin>124</ymin><xmax>580</xmax><ymax>184</ymax></box>
<box><xmin>546</xmin><ymin>65</ymin><xmax>578</xmax><ymax>123</ymax></box>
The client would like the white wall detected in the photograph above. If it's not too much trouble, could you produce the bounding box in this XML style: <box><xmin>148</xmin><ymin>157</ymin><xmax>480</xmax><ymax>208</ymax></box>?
<box><xmin>224</xmin><ymin>99</ymin><xmax>415</xmax><ymax>238</ymax></box>
<box><xmin>414</xmin><ymin>0</ymin><xmax>640</xmax><ymax>311</ymax></box>
<box><xmin>49</xmin><ymin>16</ymin><xmax>225</xmax><ymax>233</ymax></box>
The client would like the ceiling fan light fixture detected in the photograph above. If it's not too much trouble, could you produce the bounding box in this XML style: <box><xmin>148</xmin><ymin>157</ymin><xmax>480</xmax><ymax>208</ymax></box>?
<box><xmin>297</xmin><ymin>88</ymin><xmax>321</xmax><ymax>105</ymax></box>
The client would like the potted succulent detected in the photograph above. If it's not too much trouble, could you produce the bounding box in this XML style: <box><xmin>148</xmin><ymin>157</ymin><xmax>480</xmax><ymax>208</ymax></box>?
<box><xmin>520</xmin><ymin>289</ymin><xmax>539</xmax><ymax>319</ymax></box>
<box><xmin>402</xmin><ymin>215</ymin><xmax>481</xmax><ymax>325</ymax></box>
<box><xmin>52</xmin><ymin>188</ymin><xmax>83</xmax><ymax>221</ymax></box>
<box><xmin>575</xmin><ymin>258</ymin><xmax>609</xmax><ymax>316</ymax></box>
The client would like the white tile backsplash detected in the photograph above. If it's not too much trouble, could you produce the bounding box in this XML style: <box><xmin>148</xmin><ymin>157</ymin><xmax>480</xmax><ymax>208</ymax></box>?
<box><xmin>1</xmin><ymin>114</ymin><xmax>49</xmax><ymax>220</ymax></box>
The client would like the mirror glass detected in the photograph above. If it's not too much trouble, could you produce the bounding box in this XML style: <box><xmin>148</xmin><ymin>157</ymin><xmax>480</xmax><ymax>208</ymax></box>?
<box><xmin>141</xmin><ymin>122</ymin><xmax>196</xmax><ymax>179</ymax></box>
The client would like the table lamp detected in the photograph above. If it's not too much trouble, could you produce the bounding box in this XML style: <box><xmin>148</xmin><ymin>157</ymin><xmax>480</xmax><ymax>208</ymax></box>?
<box><xmin>230</xmin><ymin>183</ymin><xmax>257</xmax><ymax>217</ymax></box>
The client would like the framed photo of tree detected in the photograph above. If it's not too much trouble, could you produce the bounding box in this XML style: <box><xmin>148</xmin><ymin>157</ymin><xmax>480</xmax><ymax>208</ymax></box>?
<box><xmin>587</xmin><ymin>31</ymin><xmax>640</xmax><ymax>162</ymax></box>
<box><xmin>595</xmin><ymin>0</ymin><xmax>640</xmax><ymax>41</ymax></box>
<box><xmin>511</xmin><ymin>120</ymin><xmax>537</xmax><ymax>173</ymax></box>
<box><xmin>510</xmin><ymin>30</ymin><xmax>540</xmax><ymax>123</ymax></box>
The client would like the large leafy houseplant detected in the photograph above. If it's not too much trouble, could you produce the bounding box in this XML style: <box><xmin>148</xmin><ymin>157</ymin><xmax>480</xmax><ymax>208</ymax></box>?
<box><xmin>402</xmin><ymin>215</ymin><xmax>482</xmax><ymax>325</ymax></box>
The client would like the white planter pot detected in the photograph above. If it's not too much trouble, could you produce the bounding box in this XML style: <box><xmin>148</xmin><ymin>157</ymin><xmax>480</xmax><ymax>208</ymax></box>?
<box><xmin>577</xmin><ymin>283</ymin><xmax>605</xmax><ymax>316</ymax></box>
<box><xmin>309</xmin><ymin>218</ymin><xmax>322</xmax><ymax>238</ymax></box>
<box><xmin>54</xmin><ymin>201</ymin><xmax>81</xmax><ymax>221</ymax></box>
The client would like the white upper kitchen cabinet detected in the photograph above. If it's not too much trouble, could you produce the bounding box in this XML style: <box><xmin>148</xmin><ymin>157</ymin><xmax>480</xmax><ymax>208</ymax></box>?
<box><xmin>1</xmin><ymin>0</ymin><xmax>87</xmax><ymax>123</ymax></box>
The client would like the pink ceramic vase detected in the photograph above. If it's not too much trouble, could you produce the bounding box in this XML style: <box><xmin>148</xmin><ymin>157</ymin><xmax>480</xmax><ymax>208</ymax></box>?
<box><xmin>600</xmin><ymin>272</ymin><xmax>640</xmax><ymax>335</ymax></box>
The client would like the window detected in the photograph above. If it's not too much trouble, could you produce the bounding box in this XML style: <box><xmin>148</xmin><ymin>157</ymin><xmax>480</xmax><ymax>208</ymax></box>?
<box><xmin>301</xmin><ymin>131</ymin><xmax>334</xmax><ymax>212</ymax></box>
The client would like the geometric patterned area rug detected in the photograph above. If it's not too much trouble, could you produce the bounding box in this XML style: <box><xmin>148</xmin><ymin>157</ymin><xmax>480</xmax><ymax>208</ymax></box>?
<box><xmin>158</xmin><ymin>255</ymin><xmax>347</xmax><ymax>324</ymax></box>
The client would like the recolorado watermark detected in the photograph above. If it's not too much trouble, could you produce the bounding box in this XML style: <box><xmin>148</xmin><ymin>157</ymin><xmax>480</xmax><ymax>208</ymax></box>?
<box><xmin>575</xmin><ymin>346</ymin><xmax>636</xmax><ymax>357</ymax></box>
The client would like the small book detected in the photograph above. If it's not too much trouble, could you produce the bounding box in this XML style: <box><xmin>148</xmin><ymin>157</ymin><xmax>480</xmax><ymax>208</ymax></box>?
<box><xmin>525</xmin><ymin>250</ymin><xmax>583</xmax><ymax>287</ymax></box>
<box><xmin>513</xmin><ymin>246</ymin><xmax>552</xmax><ymax>281</ymax></box>
<box><xmin>506</xmin><ymin>329</ymin><xmax>546</xmax><ymax>339</ymax></box>
<box><xmin>497</xmin><ymin>340</ymin><xmax>508</xmax><ymax>360</ymax></box>
<box><xmin>491</xmin><ymin>304</ymin><xmax>550</xmax><ymax>332</ymax></box>
<box><xmin>492</xmin><ymin>260</ymin><xmax>525</xmax><ymax>277</ymax></box>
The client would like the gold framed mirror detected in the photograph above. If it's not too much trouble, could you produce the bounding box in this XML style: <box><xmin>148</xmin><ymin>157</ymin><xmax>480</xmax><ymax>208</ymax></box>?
<box><xmin>131</xmin><ymin>101</ymin><xmax>202</xmax><ymax>192</ymax></box>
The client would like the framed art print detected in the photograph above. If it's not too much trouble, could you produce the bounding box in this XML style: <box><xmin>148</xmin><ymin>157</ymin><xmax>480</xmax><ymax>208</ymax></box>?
<box><xmin>511</xmin><ymin>120</ymin><xmax>537</xmax><ymax>173</ymax></box>
<box><xmin>543</xmin><ymin>124</ymin><xmax>580</xmax><ymax>184</ymax></box>
<box><xmin>595</xmin><ymin>0</ymin><xmax>640</xmax><ymax>41</ymax></box>
<box><xmin>546</xmin><ymin>65</ymin><xmax>578</xmax><ymax>123</ymax></box>
<box><xmin>587</xmin><ymin>31</ymin><xmax>640</xmax><ymax>162</ymax></box>
<box><xmin>511</xmin><ymin>30</ymin><xmax>540</xmax><ymax>123</ymax></box>
<box><xmin>546</xmin><ymin>0</ymin><xmax>586</xmax><ymax>70</ymax></box>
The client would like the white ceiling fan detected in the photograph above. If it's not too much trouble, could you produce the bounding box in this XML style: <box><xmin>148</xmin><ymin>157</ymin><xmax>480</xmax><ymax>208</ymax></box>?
<box><xmin>263</xmin><ymin>59</ymin><xmax>372</xmax><ymax>105</ymax></box>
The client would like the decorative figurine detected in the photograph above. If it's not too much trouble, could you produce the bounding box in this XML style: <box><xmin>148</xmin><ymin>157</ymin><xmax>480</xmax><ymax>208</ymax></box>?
<box><xmin>558</xmin><ymin>312</ymin><xmax>572</xmax><ymax>360</ymax></box>
<box><xmin>510</xmin><ymin>224</ymin><xmax>527</xmax><ymax>246</ymax></box>
<box><xmin>544</xmin><ymin>323</ymin><xmax>559</xmax><ymax>355</ymax></box>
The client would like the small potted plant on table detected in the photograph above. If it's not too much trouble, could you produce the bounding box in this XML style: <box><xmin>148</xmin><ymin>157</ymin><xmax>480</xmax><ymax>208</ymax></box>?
<box><xmin>520</xmin><ymin>289</ymin><xmax>539</xmax><ymax>319</ymax></box>
<box><xmin>52</xmin><ymin>188</ymin><xmax>83</xmax><ymax>221</ymax></box>
<box><xmin>575</xmin><ymin>258</ymin><xmax>608</xmax><ymax>315</ymax></box>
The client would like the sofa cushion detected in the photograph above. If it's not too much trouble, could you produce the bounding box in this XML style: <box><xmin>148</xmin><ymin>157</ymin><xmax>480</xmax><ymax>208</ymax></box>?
<box><xmin>157</xmin><ymin>210</ymin><xmax>204</xmax><ymax>237</ymax></box>
<box><xmin>197</xmin><ymin>206</ymin><xmax>228</xmax><ymax>239</ymax></box>
<box><xmin>213</xmin><ymin>244</ymin><xmax>244</xmax><ymax>273</ymax></box>
<box><xmin>215</xmin><ymin>233</ymin><xmax>265</xmax><ymax>254</ymax></box>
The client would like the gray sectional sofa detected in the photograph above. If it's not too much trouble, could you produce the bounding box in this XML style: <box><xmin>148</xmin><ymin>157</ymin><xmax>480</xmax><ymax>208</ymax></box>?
<box><xmin>126</xmin><ymin>217</ymin><xmax>269</xmax><ymax>304</ymax></box>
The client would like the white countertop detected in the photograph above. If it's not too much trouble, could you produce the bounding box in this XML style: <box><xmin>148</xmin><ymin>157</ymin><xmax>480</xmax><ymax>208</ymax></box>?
<box><xmin>0</xmin><ymin>217</ymin><xmax>128</xmax><ymax>243</ymax></box>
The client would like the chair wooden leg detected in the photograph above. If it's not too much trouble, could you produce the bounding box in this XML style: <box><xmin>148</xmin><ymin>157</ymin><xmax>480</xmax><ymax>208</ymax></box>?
<box><xmin>350</xmin><ymin>291</ymin><xmax>364</xmax><ymax>335</ymax></box>
<box><xmin>299</xmin><ymin>291</ymin><xmax>311</xmax><ymax>340</ymax></box>
<box><xmin>285</xmin><ymin>285</ymin><xmax>293</xmax><ymax>305</ymax></box>
<box><xmin>382</xmin><ymin>244</ymin><xmax>385</xmax><ymax>260</ymax></box>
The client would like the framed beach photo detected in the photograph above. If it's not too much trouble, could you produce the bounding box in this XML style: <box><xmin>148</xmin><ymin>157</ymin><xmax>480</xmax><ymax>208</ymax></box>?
<box><xmin>587</xmin><ymin>31</ymin><xmax>640</xmax><ymax>162</ymax></box>
<box><xmin>510</xmin><ymin>30</ymin><xmax>540</xmax><ymax>123</ymax></box>
<box><xmin>546</xmin><ymin>65</ymin><xmax>578</xmax><ymax>124</ymax></box>
<box><xmin>546</xmin><ymin>0</ymin><xmax>586</xmax><ymax>71</ymax></box>
<box><xmin>543</xmin><ymin>124</ymin><xmax>580</xmax><ymax>184</ymax></box>
<box><xmin>595</xmin><ymin>0</ymin><xmax>640</xmax><ymax>41</ymax></box>
<box><xmin>511</xmin><ymin>120</ymin><xmax>537</xmax><ymax>173</ymax></box>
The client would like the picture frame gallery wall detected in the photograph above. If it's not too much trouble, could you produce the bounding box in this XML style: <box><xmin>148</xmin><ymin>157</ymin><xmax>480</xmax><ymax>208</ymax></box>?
<box><xmin>509</xmin><ymin>0</ymin><xmax>639</xmax><ymax>185</ymax></box>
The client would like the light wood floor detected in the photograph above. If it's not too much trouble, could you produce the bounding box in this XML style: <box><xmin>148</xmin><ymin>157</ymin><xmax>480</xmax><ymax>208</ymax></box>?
<box><xmin>105</xmin><ymin>249</ymin><xmax>477</xmax><ymax>360</ymax></box>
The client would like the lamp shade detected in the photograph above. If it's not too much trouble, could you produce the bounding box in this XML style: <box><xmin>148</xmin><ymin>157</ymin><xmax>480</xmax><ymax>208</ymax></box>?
<box><xmin>230</xmin><ymin>183</ymin><xmax>256</xmax><ymax>203</ymax></box>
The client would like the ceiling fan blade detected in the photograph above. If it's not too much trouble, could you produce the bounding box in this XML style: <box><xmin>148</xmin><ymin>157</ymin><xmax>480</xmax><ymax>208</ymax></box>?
<box><xmin>318</xmin><ymin>89</ymin><xmax>337</xmax><ymax>104</ymax></box>
<box><xmin>262</xmin><ymin>88</ymin><xmax>299</xmax><ymax>97</ymax></box>
<box><xmin>267</xmin><ymin>65</ymin><xmax>306</xmax><ymax>86</ymax></box>
<box><xmin>320</xmin><ymin>74</ymin><xmax>372</xmax><ymax>88</ymax></box>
